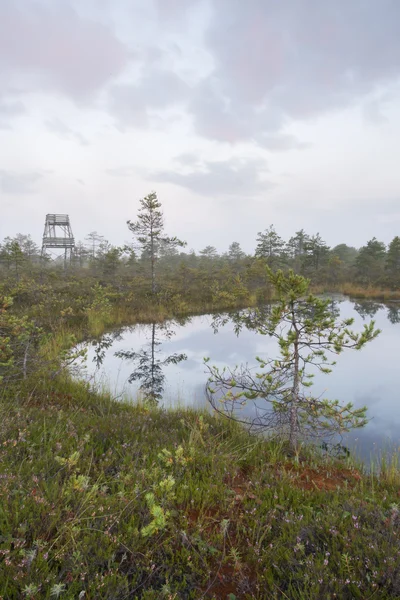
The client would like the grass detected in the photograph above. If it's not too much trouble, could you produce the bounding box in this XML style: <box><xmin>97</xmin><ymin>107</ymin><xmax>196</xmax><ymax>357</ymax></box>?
<box><xmin>1</xmin><ymin>378</ymin><xmax>400</xmax><ymax>599</ymax></box>
<box><xmin>327</xmin><ymin>284</ymin><xmax>400</xmax><ymax>301</ymax></box>
<box><xmin>309</xmin><ymin>282</ymin><xmax>400</xmax><ymax>301</ymax></box>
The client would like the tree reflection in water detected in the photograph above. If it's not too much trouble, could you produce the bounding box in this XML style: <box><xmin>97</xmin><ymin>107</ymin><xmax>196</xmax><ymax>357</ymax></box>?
<box><xmin>387</xmin><ymin>304</ymin><xmax>400</xmax><ymax>325</ymax></box>
<box><xmin>352</xmin><ymin>300</ymin><xmax>400</xmax><ymax>324</ymax></box>
<box><xmin>353</xmin><ymin>301</ymin><xmax>384</xmax><ymax>320</ymax></box>
<box><xmin>211</xmin><ymin>297</ymin><xmax>341</xmax><ymax>337</ymax></box>
<box><xmin>88</xmin><ymin>299</ymin><xmax>398</xmax><ymax>408</ymax></box>
<box><xmin>90</xmin><ymin>329</ymin><xmax>124</xmax><ymax>370</ymax></box>
<box><xmin>115</xmin><ymin>320</ymin><xmax>189</xmax><ymax>404</ymax></box>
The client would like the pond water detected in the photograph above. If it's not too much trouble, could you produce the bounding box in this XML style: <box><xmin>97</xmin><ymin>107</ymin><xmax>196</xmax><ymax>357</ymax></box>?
<box><xmin>77</xmin><ymin>297</ymin><xmax>400</xmax><ymax>461</ymax></box>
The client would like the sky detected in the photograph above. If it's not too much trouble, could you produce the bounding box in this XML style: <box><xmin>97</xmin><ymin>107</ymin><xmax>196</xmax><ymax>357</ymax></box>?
<box><xmin>1</xmin><ymin>0</ymin><xmax>400</xmax><ymax>254</ymax></box>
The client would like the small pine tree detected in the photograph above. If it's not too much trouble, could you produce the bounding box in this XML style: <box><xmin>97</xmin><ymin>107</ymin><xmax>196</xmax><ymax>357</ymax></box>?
<box><xmin>255</xmin><ymin>225</ymin><xmax>286</xmax><ymax>269</ymax></box>
<box><xmin>206</xmin><ymin>268</ymin><xmax>380</xmax><ymax>451</ymax></box>
<box><xmin>127</xmin><ymin>192</ymin><xmax>186</xmax><ymax>293</ymax></box>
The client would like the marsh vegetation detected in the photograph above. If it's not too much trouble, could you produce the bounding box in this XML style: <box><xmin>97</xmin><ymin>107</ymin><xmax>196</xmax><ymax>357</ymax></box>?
<box><xmin>1</xmin><ymin>195</ymin><xmax>400</xmax><ymax>598</ymax></box>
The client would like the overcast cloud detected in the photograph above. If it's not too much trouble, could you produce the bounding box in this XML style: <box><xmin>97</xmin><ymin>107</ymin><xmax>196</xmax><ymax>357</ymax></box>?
<box><xmin>1</xmin><ymin>0</ymin><xmax>400</xmax><ymax>252</ymax></box>
<box><xmin>0</xmin><ymin>169</ymin><xmax>46</xmax><ymax>195</ymax></box>
<box><xmin>150</xmin><ymin>155</ymin><xmax>273</xmax><ymax>196</ymax></box>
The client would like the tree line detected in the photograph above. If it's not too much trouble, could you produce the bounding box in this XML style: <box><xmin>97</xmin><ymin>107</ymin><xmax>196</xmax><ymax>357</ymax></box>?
<box><xmin>1</xmin><ymin>193</ymin><xmax>400</xmax><ymax>289</ymax></box>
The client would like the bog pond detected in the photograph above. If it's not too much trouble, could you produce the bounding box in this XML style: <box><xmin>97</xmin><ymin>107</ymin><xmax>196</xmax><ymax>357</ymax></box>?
<box><xmin>77</xmin><ymin>297</ymin><xmax>400</xmax><ymax>461</ymax></box>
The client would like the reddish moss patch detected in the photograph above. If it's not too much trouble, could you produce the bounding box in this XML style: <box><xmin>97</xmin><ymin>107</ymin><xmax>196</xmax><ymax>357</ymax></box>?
<box><xmin>282</xmin><ymin>463</ymin><xmax>362</xmax><ymax>491</ymax></box>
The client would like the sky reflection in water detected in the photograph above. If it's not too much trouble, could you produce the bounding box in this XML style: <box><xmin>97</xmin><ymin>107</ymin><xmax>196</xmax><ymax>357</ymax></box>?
<box><xmin>80</xmin><ymin>298</ymin><xmax>400</xmax><ymax>461</ymax></box>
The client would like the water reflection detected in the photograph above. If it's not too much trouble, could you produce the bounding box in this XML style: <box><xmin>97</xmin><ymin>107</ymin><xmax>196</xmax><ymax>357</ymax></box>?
<box><xmin>353</xmin><ymin>301</ymin><xmax>384</xmax><ymax>319</ymax></box>
<box><xmin>114</xmin><ymin>320</ymin><xmax>188</xmax><ymax>403</ymax></box>
<box><xmin>211</xmin><ymin>297</ymin><xmax>342</xmax><ymax>335</ymax></box>
<box><xmin>90</xmin><ymin>330</ymin><xmax>124</xmax><ymax>370</ymax></box>
<box><xmin>207</xmin><ymin>297</ymin><xmax>367</xmax><ymax>445</ymax></box>
<box><xmin>352</xmin><ymin>299</ymin><xmax>400</xmax><ymax>325</ymax></box>
<box><xmin>79</xmin><ymin>298</ymin><xmax>400</xmax><ymax>459</ymax></box>
<box><xmin>209</xmin><ymin>298</ymin><xmax>400</xmax><ymax>461</ymax></box>
<box><xmin>387</xmin><ymin>304</ymin><xmax>400</xmax><ymax>324</ymax></box>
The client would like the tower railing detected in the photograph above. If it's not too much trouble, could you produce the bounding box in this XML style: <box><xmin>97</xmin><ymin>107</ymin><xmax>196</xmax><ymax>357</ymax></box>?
<box><xmin>41</xmin><ymin>214</ymin><xmax>75</xmax><ymax>265</ymax></box>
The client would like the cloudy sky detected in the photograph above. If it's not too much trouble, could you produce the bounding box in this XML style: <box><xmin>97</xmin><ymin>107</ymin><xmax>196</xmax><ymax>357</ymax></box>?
<box><xmin>1</xmin><ymin>0</ymin><xmax>400</xmax><ymax>253</ymax></box>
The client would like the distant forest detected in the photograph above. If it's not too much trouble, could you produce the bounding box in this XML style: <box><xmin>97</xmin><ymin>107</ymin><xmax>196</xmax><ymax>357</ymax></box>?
<box><xmin>1</xmin><ymin>224</ymin><xmax>399</xmax><ymax>289</ymax></box>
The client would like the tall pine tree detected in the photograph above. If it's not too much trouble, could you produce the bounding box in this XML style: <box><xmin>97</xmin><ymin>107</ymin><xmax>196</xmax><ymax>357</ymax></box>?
<box><xmin>127</xmin><ymin>192</ymin><xmax>186</xmax><ymax>293</ymax></box>
<box><xmin>385</xmin><ymin>236</ymin><xmax>400</xmax><ymax>288</ymax></box>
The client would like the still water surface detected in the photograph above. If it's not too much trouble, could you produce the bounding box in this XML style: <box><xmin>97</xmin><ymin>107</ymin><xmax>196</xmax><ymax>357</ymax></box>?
<box><xmin>79</xmin><ymin>298</ymin><xmax>400</xmax><ymax>460</ymax></box>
